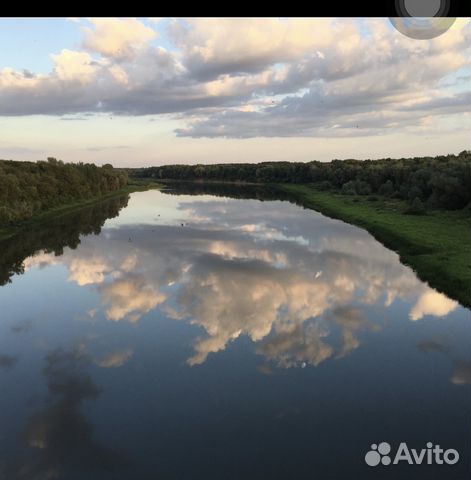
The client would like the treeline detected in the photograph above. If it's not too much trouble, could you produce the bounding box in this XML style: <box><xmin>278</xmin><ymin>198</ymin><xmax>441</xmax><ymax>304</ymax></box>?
<box><xmin>0</xmin><ymin>194</ymin><xmax>129</xmax><ymax>286</ymax></box>
<box><xmin>161</xmin><ymin>181</ymin><xmax>289</xmax><ymax>202</ymax></box>
<box><xmin>0</xmin><ymin>158</ymin><xmax>128</xmax><ymax>225</ymax></box>
<box><xmin>134</xmin><ymin>151</ymin><xmax>471</xmax><ymax>211</ymax></box>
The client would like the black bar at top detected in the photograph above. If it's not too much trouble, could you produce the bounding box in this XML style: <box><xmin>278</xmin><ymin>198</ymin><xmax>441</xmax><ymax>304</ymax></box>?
<box><xmin>368</xmin><ymin>0</ymin><xmax>470</xmax><ymax>17</ymax></box>
<box><xmin>3</xmin><ymin>1</ymin><xmax>471</xmax><ymax>17</ymax></box>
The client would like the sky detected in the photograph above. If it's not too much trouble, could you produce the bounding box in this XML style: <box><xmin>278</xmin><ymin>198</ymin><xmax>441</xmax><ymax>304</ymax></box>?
<box><xmin>0</xmin><ymin>17</ymin><xmax>470</xmax><ymax>167</ymax></box>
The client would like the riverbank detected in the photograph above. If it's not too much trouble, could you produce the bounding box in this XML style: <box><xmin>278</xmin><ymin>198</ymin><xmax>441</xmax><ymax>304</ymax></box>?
<box><xmin>0</xmin><ymin>180</ymin><xmax>161</xmax><ymax>241</ymax></box>
<box><xmin>280</xmin><ymin>184</ymin><xmax>470</xmax><ymax>308</ymax></box>
<box><xmin>2</xmin><ymin>177</ymin><xmax>468</xmax><ymax>307</ymax></box>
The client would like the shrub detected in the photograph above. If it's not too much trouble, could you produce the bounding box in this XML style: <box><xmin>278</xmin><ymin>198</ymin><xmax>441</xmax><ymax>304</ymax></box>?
<box><xmin>405</xmin><ymin>197</ymin><xmax>426</xmax><ymax>215</ymax></box>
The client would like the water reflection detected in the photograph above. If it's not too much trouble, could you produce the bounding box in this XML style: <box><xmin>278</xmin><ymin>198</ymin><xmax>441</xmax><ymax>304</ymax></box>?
<box><xmin>12</xmin><ymin>349</ymin><xmax>126</xmax><ymax>479</ymax></box>
<box><xmin>0</xmin><ymin>187</ymin><xmax>469</xmax><ymax>479</ymax></box>
<box><xmin>10</xmin><ymin>321</ymin><xmax>33</xmax><ymax>334</ymax></box>
<box><xmin>0</xmin><ymin>194</ymin><xmax>129</xmax><ymax>286</ymax></box>
<box><xmin>94</xmin><ymin>349</ymin><xmax>134</xmax><ymax>368</ymax></box>
<box><xmin>410</xmin><ymin>290</ymin><xmax>458</xmax><ymax>321</ymax></box>
<box><xmin>418</xmin><ymin>339</ymin><xmax>471</xmax><ymax>385</ymax></box>
<box><xmin>3</xmin><ymin>188</ymin><xmax>463</xmax><ymax>369</ymax></box>
<box><xmin>0</xmin><ymin>353</ymin><xmax>18</xmax><ymax>369</ymax></box>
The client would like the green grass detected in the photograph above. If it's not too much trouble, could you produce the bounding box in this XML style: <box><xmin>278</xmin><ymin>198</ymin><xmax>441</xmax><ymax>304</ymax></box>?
<box><xmin>280</xmin><ymin>184</ymin><xmax>470</xmax><ymax>308</ymax></box>
<box><xmin>0</xmin><ymin>181</ymin><xmax>162</xmax><ymax>242</ymax></box>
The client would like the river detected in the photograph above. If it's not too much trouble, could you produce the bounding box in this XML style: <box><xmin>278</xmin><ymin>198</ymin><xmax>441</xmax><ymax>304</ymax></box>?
<box><xmin>0</xmin><ymin>187</ymin><xmax>469</xmax><ymax>479</ymax></box>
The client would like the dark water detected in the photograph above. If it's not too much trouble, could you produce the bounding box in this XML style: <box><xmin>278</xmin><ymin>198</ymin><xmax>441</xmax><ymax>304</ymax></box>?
<box><xmin>0</xmin><ymin>188</ymin><xmax>469</xmax><ymax>480</ymax></box>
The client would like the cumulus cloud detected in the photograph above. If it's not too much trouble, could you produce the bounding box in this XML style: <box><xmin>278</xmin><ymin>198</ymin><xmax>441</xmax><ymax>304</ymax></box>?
<box><xmin>100</xmin><ymin>276</ymin><xmax>166</xmax><ymax>322</ymax></box>
<box><xmin>95</xmin><ymin>348</ymin><xmax>133</xmax><ymax>368</ymax></box>
<box><xmin>329</xmin><ymin>306</ymin><xmax>371</xmax><ymax>358</ymax></box>
<box><xmin>167</xmin><ymin>18</ymin><xmax>337</xmax><ymax>80</ymax></box>
<box><xmin>0</xmin><ymin>18</ymin><xmax>469</xmax><ymax>138</ymax></box>
<box><xmin>23</xmin><ymin>251</ymin><xmax>62</xmax><ymax>271</ymax></box>
<box><xmin>17</xmin><ymin>193</ymin><xmax>464</xmax><ymax>368</ymax></box>
<box><xmin>257</xmin><ymin>322</ymin><xmax>333</xmax><ymax>368</ymax></box>
<box><xmin>52</xmin><ymin>49</ymin><xmax>98</xmax><ymax>83</ymax></box>
<box><xmin>82</xmin><ymin>18</ymin><xmax>157</xmax><ymax>60</ymax></box>
<box><xmin>409</xmin><ymin>290</ymin><xmax>458</xmax><ymax>321</ymax></box>
<box><xmin>68</xmin><ymin>257</ymin><xmax>110</xmax><ymax>286</ymax></box>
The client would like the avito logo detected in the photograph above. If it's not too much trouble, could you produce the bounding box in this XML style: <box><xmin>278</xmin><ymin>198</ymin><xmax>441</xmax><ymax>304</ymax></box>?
<box><xmin>365</xmin><ymin>442</ymin><xmax>459</xmax><ymax>467</ymax></box>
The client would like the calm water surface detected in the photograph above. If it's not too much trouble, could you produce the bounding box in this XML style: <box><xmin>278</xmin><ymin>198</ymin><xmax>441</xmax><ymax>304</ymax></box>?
<box><xmin>0</xmin><ymin>188</ymin><xmax>469</xmax><ymax>479</ymax></box>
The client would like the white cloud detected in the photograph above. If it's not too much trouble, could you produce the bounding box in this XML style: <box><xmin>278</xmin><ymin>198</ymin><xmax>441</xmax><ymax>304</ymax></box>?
<box><xmin>148</xmin><ymin>18</ymin><xmax>164</xmax><ymax>24</ymax></box>
<box><xmin>100</xmin><ymin>276</ymin><xmax>166</xmax><ymax>322</ymax></box>
<box><xmin>82</xmin><ymin>18</ymin><xmax>157</xmax><ymax>60</ymax></box>
<box><xmin>23</xmin><ymin>251</ymin><xmax>61</xmax><ymax>271</ymax></box>
<box><xmin>95</xmin><ymin>349</ymin><xmax>133</xmax><ymax>368</ymax></box>
<box><xmin>0</xmin><ymin>17</ymin><xmax>468</xmax><ymax>142</ymax></box>
<box><xmin>409</xmin><ymin>290</ymin><xmax>458</xmax><ymax>321</ymax></box>
<box><xmin>168</xmin><ymin>18</ymin><xmax>337</xmax><ymax>79</ymax></box>
<box><xmin>52</xmin><ymin>49</ymin><xmax>99</xmax><ymax>84</ymax></box>
<box><xmin>68</xmin><ymin>257</ymin><xmax>110</xmax><ymax>286</ymax></box>
<box><xmin>21</xmin><ymin>194</ymin><xmax>464</xmax><ymax>368</ymax></box>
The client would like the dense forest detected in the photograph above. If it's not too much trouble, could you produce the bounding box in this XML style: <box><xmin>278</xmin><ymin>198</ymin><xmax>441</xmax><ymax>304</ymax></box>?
<box><xmin>0</xmin><ymin>158</ymin><xmax>128</xmax><ymax>225</ymax></box>
<box><xmin>0</xmin><ymin>194</ymin><xmax>129</xmax><ymax>286</ymax></box>
<box><xmin>134</xmin><ymin>151</ymin><xmax>471</xmax><ymax>212</ymax></box>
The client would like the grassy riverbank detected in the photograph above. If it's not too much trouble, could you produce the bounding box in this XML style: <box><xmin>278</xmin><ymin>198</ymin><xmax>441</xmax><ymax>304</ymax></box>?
<box><xmin>280</xmin><ymin>184</ymin><xmax>470</xmax><ymax>308</ymax></box>
<box><xmin>0</xmin><ymin>179</ymin><xmax>161</xmax><ymax>241</ymax></box>
<box><xmin>2</xmin><ymin>171</ymin><xmax>468</xmax><ymax>307</ymax></box>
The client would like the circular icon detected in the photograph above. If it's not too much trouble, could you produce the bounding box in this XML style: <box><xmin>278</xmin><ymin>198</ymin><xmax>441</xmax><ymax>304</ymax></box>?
<box><xmin>403</xmin><ymin>0</ymin><xmax>442</xmax><ymax>16</ymax></box>
<box><xmin>365</xmin><ymin>442</ymin><xmax>392</xmax><ymax>466</ymax></box>
<box><xmin>365</xmin><ymin>450</ymin><xmax>381</xmax><ymax>467</ymax></box>
<box><xmin>378</xmin><ymin>442</ymin><xmax>391</xmax><ymax>455</ymax></box>
<box><xmin>396</xmin><ymin>0</ymin><xmax>451</xmax><ymax>17</ymax></box>
<box><xmin>389</xmin><ymin>17</ymin><xmax>456</xmax><ymax>40</ymax></box>
<box><xmin>389</xmin><ymin>0</ymin><xmax>455</xmax><ymax>40</ymax></box>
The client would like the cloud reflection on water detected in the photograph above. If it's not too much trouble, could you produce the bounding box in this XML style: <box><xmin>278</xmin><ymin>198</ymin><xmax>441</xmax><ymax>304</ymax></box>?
<box><xmin>19</xmin><ymin>193</ymin><xmax>464</xmax><ymax>369</ymax></box>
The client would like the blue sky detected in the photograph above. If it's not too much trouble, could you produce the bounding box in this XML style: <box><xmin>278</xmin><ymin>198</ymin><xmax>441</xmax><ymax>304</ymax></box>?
<box><xmin>0</xmin><ymin>17</ymin><xmax>469</xmax><ymax>166</ymax></box>
<box><xmin>0</xmin><ymin>19</ymin><xmax>82</xmax><ymax>73</ymax></box>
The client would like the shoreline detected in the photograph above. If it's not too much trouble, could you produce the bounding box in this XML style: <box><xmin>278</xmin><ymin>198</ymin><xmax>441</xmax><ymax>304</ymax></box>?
<box><xmin>278</xmin><ymin>184</ymin><xmax>470</xmax><ymax>308</ymax></box>
<box><xmin>0</xmin><ymin>181</ymin><xmax>161</xmax><ymax>241</ymax></box>
<box><xmin>151</xmin><ymin>179</ymin><xmax>470</xmax><ymax>307</ymax></box>
<box><xmin>1</xmin><ymin>179</ymin><xmax>468</xmax><ymax>308</ymax></box>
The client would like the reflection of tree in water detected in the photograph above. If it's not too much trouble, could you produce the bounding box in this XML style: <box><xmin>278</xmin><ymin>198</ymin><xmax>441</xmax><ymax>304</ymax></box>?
<box><xmin>11</xmin><ymin>349</ymin><xmax>126</xmax><ymax>479</ymax></box>
<box><xmin>0</xmin><ymin>194</ymin><xmax>129</xmax><ymax>286</ymax></box>
<box><xmin>161</xmin><ymin>181</ymin><xmax>291</xmax><ymax>202</ymax></box>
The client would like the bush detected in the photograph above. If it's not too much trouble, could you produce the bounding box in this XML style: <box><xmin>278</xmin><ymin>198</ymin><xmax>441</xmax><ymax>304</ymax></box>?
<box><xmin>378</xmin><ymin>180</ymin><xmax>394</xmax><ymax>196</ymax></box>
<box><xmin>342</xmin><ymin>181</ymin><xmax>357</xmax><ymax>195</ymax></box>
<box><xmin>405</xmin><ymin>197</ymin><xmax>426</xmax><ymax>215</ymax></box>
<box><xmin>317</xmin><ymin>180</ymin><xmax>333</xmax><ymax>191</ymax></box>
<box><xmin>407</xmin><ymin>186</ymin><xmax>424</xmax><ymax>202</ymax></box>
<box><xmin>355</xmin><ymin>180</ymin><xmax>372</xmax><ymax>195</ymax></box>
<box><xmin>390</xmin><ymin>191</ymin><xmax>403</xmax><ymax>200</ymax></box>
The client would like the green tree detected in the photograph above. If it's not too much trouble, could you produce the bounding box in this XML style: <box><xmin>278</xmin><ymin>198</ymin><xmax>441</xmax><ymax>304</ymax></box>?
<box><xmin>406</xmin><ymin>197</ymin><xmax>426</xmax><ymax>215</ymax></box>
